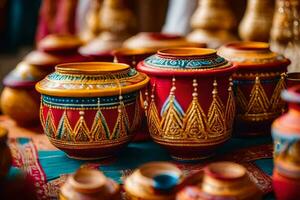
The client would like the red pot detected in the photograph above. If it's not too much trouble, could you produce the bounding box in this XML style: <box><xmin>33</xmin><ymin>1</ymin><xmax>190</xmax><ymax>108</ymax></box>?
<box><xmin>137</xmin><ymin>48</ymin><xmax>236</xmax><ymax>161</ymax></box>
<box><xmin>218</xmin><ymin>42</ymin><xmax>290</xmax><ymax>137</ymax></box>
<box><xmin>286</xmin><ymin>72</ymin><xmax>300</xmax><ymax>88</ymax></box>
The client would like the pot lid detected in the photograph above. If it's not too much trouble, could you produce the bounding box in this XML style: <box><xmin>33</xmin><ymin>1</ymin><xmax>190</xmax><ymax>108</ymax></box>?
<box><xmin>123</xmin><ymin>32</ymin><xmax>205</xmax><ymax>50</ymax></box>
<box><xmin>137</xmin><ymin>47</ymin><xmax>234</xmax><ymax>76</ymax></box>
<box><xmin>217</xmin><ymin>42</ymin><xmax>290</xmax><ymax>68</ymax></box>
<box><xmin>36</xmin><ymin>62</ymin><xmax>149</xmax><ymax>97</ymax></box>
<box><xmin>38</xmin><ymin>34</ymin><xmax>83</xmax><ymax>52</ymax></box>
<box><xmin>3</xmin><ymin>62</ymin><xmax>50</xmax><ymax>88</ymax></box>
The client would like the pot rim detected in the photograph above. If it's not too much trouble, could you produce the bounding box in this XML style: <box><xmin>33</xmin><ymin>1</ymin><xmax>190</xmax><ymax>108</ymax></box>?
<box><xmin>36</xmin><ymin>62</ymin><xmax>150</xmax><ymax>97</ymax></box>
<box><xmin>137</xmin><ymin>47</ymin><xmax>236</xmax><ymax>76</ymax></box>
<box><xmin>113</xmin><ymin>48</ymin><xmax>156</xmax><ymax>56</ymax></box>
<box><xmin>287</xmin><ymin>72</ymin><xmax>300</xmax><ymax>82</ymax></box>
<box><xmin>282</xmin><ymin>85</ymin><xmax>300</xmax><ymax>103</ymax></box>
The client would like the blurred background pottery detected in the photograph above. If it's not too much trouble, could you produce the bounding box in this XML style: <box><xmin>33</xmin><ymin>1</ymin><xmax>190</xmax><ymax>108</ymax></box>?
<box><xmin>239</xmin><ymin>0</ymin><xmax>274</xmax><ymax>42</ymax></box>
<box><xmin>123</xmin><ymin>32</ymin><xmax>205</xmax><ymax>51</ymax></box>
<box><xmin>187</xmin><ymin>0</ymin><xmax>237</xmax><ymax>48</ymax></box>
<box><xmin>60</xmin><ymin>168</ymin><xmax>121</xmax><ymax>200</ymax></box>
<box><xmin>286</xmin><ymin>72</ymin><xmax>300</xmax><ymax>88</ymax></box>
<box><xmin>0</xmin><ymin>126</ymin><xmax>12</xmax><ymax>180</ymax></box>
<box><xmin>79</xmin><ymin>0</ymin><xmax>137</xmax><ymax>62</ymax></box>
<box><xmin>124</xmin><ymin>162</ymin><xmax>183</xmax><ymax>200</ymax></box>
<box><xmin>137</xmin><ymin>48</ymin><xmax>236</xmax><ymax>161</ymax></box>
<box><xmin>218</xmin><ymin>41</ymin><xmax>290</xmax><ymax>137</ymax></box>
<box><xmin>36</xmin><ymin>62</ymin><xmax>149</xmax><ymax>160</ymax></box>
<box><xmin>176</xmin><ymin>162</ymin><xmax>262</xmax><ymax>200</ymax></box>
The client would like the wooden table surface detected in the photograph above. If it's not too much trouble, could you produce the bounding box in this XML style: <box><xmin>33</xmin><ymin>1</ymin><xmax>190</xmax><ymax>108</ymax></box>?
<box><xmin>0</xmin><ymin>115</ymin><xmax>56</xmax><ymax>150</ymax></box>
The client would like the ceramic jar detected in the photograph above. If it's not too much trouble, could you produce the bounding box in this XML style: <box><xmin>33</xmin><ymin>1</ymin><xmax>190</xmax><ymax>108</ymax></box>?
<box><xmin>218</xmin><ymin>42</ymin><xmax>290</xmax><ymax>137</ymax></box>
<box><xmin>272</xmin><ymin>86</ymin><xmax>300</xmax><ymax>199</ymax></box>
<box><xmin>60</xmin><ymin>168</ymin><xmax>121</xmax><ymax>200</ymax></box>
<box><xmin>177</xmin><ymin>162</ymin><xmax>262</xmax><ymax>200</ymax></box>
<box><xmin>124</xmin><ymin>162</ymin><xmax>183</xmax><ymax>200</ymax></box>
<box><xmin>137</xmin><ymin>48</ymin><xmax>236</xmax><ymax>161</ymax></box>
<box><xmin>0</xmin><ymin>126</ymin><xmax>12</xmax><ymax>179</ymax></box>
<box><xmin>36</xmin><ymin>62</ymin><xmax>149</xmax><ymax>160</ymax></box>
<box><xmin>188</xmin><ymin>0</ymin><xmax>237</xmax><ymax>48</ymax></box>
<box><xmin>123</xmin><ymin>32</ymin><xmax>205</xmax><ymax>51</ymax></box>
<box><xmin>239</xmin><ymin>0</ymin><xmax>274</xmax><ymax>42</ymax></box>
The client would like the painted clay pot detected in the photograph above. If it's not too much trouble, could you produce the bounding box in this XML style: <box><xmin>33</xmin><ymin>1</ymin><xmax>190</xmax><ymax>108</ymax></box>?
<box><xmin>0</xmin><ymin>126</ymin><xmax>12</xmax><ymax>179</ymax></box>
<box><xmin>218</xmin><ymin>42</ymin><xmax>290</xmax><ymax>137</ymax></box>
<box><xmin>36</xmin><ymin>62</ymin><xmax>149</xmax><ymax>160</ymax></box>
<box><xmin>137</xmin><ymin>48</ymin><xmax>236</xmax><ymax>161</ymax></box>
<box><xmin>60</xmin><ymin>168</ymin><xmax>121</xmax><ymax>200</ymax></box>
<box><xmin>1</xmin><ymin>62</ymin><xmax>51</xmax><ymax>126</ymax></box>
<box><xmin>123</xmin><ymin>32</ymin><xmax>205</xmax><ymax>51</ymax></box>
<box><xmin>124</xmin><ymin>162</ymin><xmax>183</xmax><ymax>200</ymax></box>
<box><xmin>286</xmin><ymin>72</ymin><xmax>300</xmax><ymax>88</ymax></box>
<box><xmin>113</xmin><ymin>48</ymin><xmax>156</xmax><ymax>141</ymax></box>
<box><xmin>177</xmin><ymin>162</ymin><xmax>262</xmax><ymax>200</ymax></box>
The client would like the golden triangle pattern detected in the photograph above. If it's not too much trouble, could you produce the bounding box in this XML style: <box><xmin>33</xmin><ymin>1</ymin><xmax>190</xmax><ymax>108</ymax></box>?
<box><xmin>236</xmin><ymin>74</ymin><xmax>286</xmax><ymax>121</ymax></box>
<box><xmin>130</xmin><ymin>96</ymin><xmax>142</xmax><ymax>132</ymax></box>
<box><xmin>41</xmin><ymin>103</ymin><xmax>135</xmax><ymax>142</ymax></box>
<box><xmin>146</xmin><ymin>78</ymin><xmax>234</xmax><ymax>141</ymax></box>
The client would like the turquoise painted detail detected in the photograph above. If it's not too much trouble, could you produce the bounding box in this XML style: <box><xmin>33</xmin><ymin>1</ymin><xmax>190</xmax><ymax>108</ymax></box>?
<box><xmin>153</xmin><ymin>173</ymin><xmax>179</xmax><ymax>191</ymax></box>
<box><xmin>42</xmin><ymin>92</ymin><xmax>137</xmax><ymax>109</ymax></box>
<box><xmin>161</xmin><ymin>96</ymin><xmax>185</xmax><ymax>117</ymax></box>
<box><xmin>272</xmin><ymin>129</ymin><xmax>300</xmax><ymax>155</ymax></box>
<box><xmin>93</xmin><ymin>110</ymin><xmax>111</xmax><ymax>140</ymax></box>
<box><xmin>144</xmin><ymin>55</ymin><xmax>227</xmax><ymax>69</ymax></box>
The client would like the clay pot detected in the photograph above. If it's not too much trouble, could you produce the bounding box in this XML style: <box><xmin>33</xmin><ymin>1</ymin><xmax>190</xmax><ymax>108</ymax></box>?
<box><xmin>177</xmin><ymin>162</ymin><xmax>262</xmax><ymax>200</ymax></box>
<box><xmin>286</xmin><ymin>72</ymin><xmax>300</xmax><ymax>88</ymax></box>
<box><xmin>123</xmin><ymin>32</ymin><xmax>205</xmax><ymax>51</ymax></box>
<box><xmin>218</xmin><ymin>41</ymin><xmax>290</xmax><ymax>137</ymax></box>
<box><xmin>239</xmin><ymin>0</ymin><xmax>274</xmax><ymax>42</ymax></box>
<box><xmin>36</xmin><ymin>62</ymin><xmax>149</xmax><ymax>160</ymax></box>
<box><xmin>60</xmin><ymin>168</ymin><xmax>121</xmax><ymax>200</ymax></box>
<box><xmin>137</xmin><ymin>48</ymin><xmax>236</xmax><ymax>161</ymax></box>
<box><xmin>124</xmin><ymin>162</ymin><xmax>183</xmax><ymax>200</ymax></box>
<box><xmin>0</xmin><ymin>126</ymin><xmax>12</xmax><ymax>179</ymax></box>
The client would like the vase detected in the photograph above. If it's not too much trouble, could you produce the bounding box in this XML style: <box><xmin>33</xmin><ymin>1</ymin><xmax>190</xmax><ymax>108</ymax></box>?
<box><xmin>187</xmin><ymin>0</ymin><xmax>237</xmax><ymax>48</ymax></box>
<box><xmin>123</xmin><ymin>32</ymin><xmax>205</xmax><ymax>51</ymax></box>
<box><xmin>137</xmin><ymin>48</ymin><xmax>236</xmax><ymax>161</ymax></box>
<box><xmin>36</xmin><ymin>62</ymin><xmax>149</xmax><ymax>160</ymax></box>
<box><xmin>176</xmin><ymin>162</ymin><xmax>262</xmax><ymax>200</ymax></box>
<box><xmin>0</xmin><ymin>126</ymin><xmax>12</xmax><ymax>179</ymax></box>
<box><xmin>218</xmin><ymin>42</ymin><xmax>290</xmax><ymax>137</ymax></box>
<box><xmin>271</xmin><ymin>0</ymin><xmax>300</xmax><ymax>72</ymax></box>
<box><xmin>239</xmin><ymin>0</ymin><xmax>274</xmax><ymax>42</ymax></box>
<box><xmin>79</xmin><ymin>0</ymin><xmax>137</xmax><ymax>62</ymax></box>
<box><xmin>272</xmin><ymin>88</ymin><xmax>300</xmax><ymax>200</ymax></box>
<box><xmin>124</xmin><ymin>162</ymin><xmax>183</xmax><ymax>200</ymax></box>
<box><xmin>60</xmin><ymin>168</ymin><xmax>121</xmax><ymax>200</ymax></box>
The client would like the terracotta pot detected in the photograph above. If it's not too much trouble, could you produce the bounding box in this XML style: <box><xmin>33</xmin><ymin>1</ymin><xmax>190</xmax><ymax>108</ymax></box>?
<box><xmin>1</xmin><ymin>62</ymin><xmax>50</xmax><ymax>126</ymax></box>
<box><xmin>177</xmin><ymin>162</ymin><xmax>262</xmax><ymax>200</ymax></box>
<box><xmin>123</xmin><ymin>32</ymin><xmax>205</xmax><ymax>51</ymax></box>
<box><xmin>60</xmin><ymin>168</ymin><xmax>121</xmax><ymax>200</ymax></box>
<box><xmin>137</xmin><ymin>48</ymin><xmax>236</xmax><ymax>161</ymax></box>
<box><xmin>0</xmin><ymin>126</ymin><xmax>12</xmax><ymax>179</ymax></box>
<box><xmin>286</xmin><ymin>72</ymin><xmax>300</xmax><ymax>88</ymax></box>
<box><xmin>239</xmin><ymin>0</ymin><xmax>274</xmax><ymax>42</ymax></box>
<box><xmin>36</xmin><ymin>62</ymin><xmax>149</xmax><ymax>160</ymax></box>
<box><xmin>218</xmin><ymin>42</ymin><xmax>290</xmax><ymax>137</ymax></box>
<box><xmin>124</xmin><ymin>162</ymin><xmax>183</xmax><ymax>200</ymax></box>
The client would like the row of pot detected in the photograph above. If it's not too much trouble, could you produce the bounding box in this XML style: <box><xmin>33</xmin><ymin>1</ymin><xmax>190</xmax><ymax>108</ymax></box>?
<box><xmin>60</xmin><ymin>161</ymin><xmax>262</xmax><ymax>200</ymax></box>
<box><xmin>34</xmin><ymin>41</ymin><xmax>290</xmax><ymax>161</ymax></box>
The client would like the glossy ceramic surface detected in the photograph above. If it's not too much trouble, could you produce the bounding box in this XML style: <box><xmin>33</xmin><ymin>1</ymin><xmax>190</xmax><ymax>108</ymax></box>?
<box><xmin>60</xmin><ymin>168</ymin><xmax>121</xmax><ymax>200</ymax></box>
<box><xmin>137</xmin><ymin>48</ymin><xmax>236</xmax><ymax>161</ymax></box>
<box><xmin>124</xmin><ymin>162</ymin><xmax>183</xmax><ymax>200</ymax></box>
<box><xmin>36</xmin><ymin>62</ymin><xmax>149</xmax><ymax>160</ymax></box>
<box><xmin>177</xmin><ymin>162</ymin><xmax>262</xmax><ymax>200</ymax></box>
<box><xmin>218</xmin><ymin>42</ymin><xmax>290</xmax><ymax>137</ymax></box>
